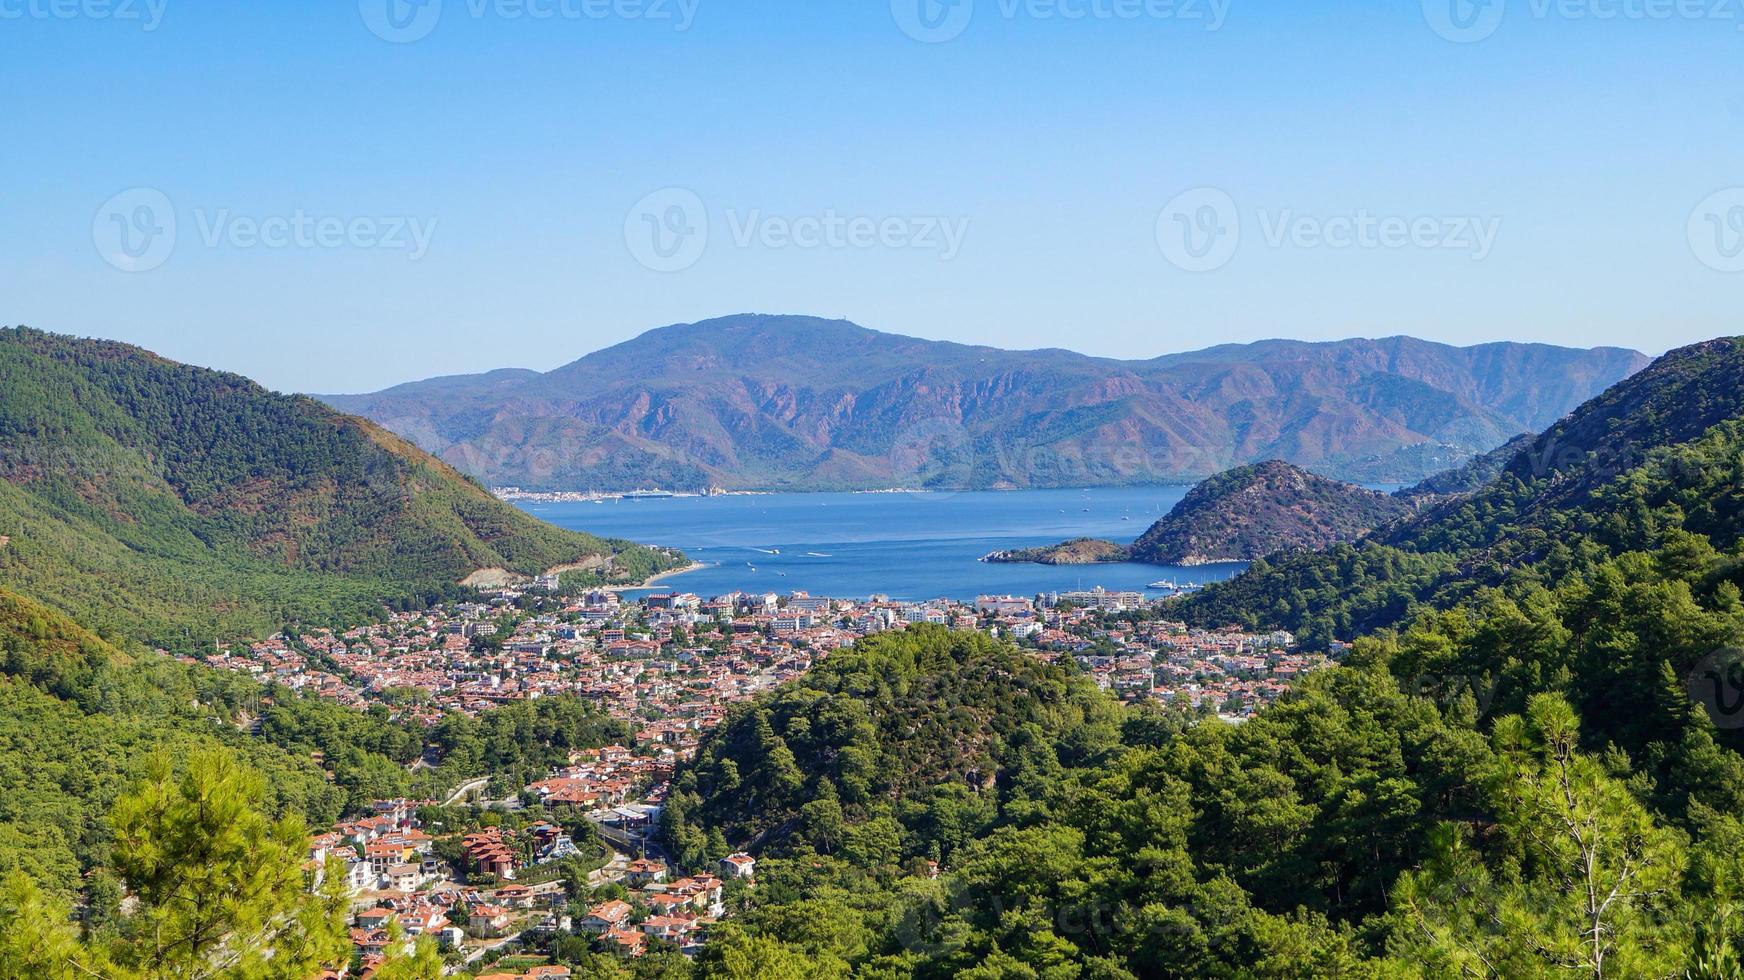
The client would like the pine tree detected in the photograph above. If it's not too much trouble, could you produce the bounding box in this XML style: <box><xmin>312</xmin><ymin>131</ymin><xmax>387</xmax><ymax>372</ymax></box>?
<box><xmin>104</xmin><ymin>750</ymin><xmax>352</xmax><ymax>979</ymax></box>
<box><xmin>1393</xmin><ymin>695</ymin><xmax>1692</xmax><ymax>977</ymax></box>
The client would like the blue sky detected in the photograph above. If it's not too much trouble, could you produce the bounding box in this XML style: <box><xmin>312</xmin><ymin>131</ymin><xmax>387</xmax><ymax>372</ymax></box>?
<box><xmin>2</xmin><ymin>0</ymin><xmax>1739</xmax><ymax>392</ymax></box>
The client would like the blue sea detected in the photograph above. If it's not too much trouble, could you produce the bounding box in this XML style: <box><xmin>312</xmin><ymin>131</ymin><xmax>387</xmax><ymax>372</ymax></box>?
<box><xmin>517</xmin><ymin>486</ymin><xmax>1258</xmax><ymax>602</ymax></box>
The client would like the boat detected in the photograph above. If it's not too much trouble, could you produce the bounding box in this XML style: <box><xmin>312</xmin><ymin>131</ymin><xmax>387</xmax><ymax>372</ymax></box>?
<box><xmin>1150</xmin><ymin>580</ymin><xmax>1206</xmax><ymax>593</ymax></box>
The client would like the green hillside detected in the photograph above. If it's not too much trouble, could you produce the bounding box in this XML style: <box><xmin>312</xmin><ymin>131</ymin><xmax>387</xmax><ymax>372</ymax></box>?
<box><xmin>1176</xmin><ymin>338</ymin><xmax>1744</xmax><ymax>646</ymax></box>
<box><xmin>0</xmin><ymin>327</ymin><xmax>679</xmax><ymax>647</ymax></box>
<box><xmin>0</xmin><ymin>588</ymin><xmax>345</xmax><ymax>895</ymax></box>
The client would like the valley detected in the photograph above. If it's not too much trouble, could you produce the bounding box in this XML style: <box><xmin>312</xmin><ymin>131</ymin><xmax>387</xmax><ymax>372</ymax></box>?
<box><xmin>5</xmin><ymin>330</ymin><xmax>1744</xmax><ymax>978</ymax></box>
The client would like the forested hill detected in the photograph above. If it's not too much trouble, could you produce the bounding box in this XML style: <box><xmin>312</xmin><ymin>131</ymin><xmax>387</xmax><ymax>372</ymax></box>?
<box><xmin>1175</xmin><ymin>336</ymin><xmax>1744</xmax><ymax>645</ymax></box>
<box><xmin>991</xmin><ymin>460</ymin><xmax>1411</xmax><ymax>568</ymax></box>
<box><xmin>660</xmin><ymin>626</ymin><xmax>1122</xmax><ymax>870</ymax></box>
<box><xmin>0</xmin><ymin>586</ymin><xmax>344</xmax><ymax>893</ymax></box>
<box><xmin>325</xmin><ymin>314</ymin><xmax>1648</xmax><ymax>491</ymax></box>
<box><xmin>0</xmin><ymin>327</ymin><xmax>679</xmax><ymax>647</ymax></box>
<box><xmin>1127</xmin><ymin>460</ymin><xmax>1410</xmax><ymax>564</ymax></box>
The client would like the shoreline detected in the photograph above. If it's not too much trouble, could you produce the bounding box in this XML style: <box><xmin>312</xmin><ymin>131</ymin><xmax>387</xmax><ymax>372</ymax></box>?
<box><xmin>613</xmin><ymin>561</ymin><xmax>707</xmax><ymax>591</ymax></box>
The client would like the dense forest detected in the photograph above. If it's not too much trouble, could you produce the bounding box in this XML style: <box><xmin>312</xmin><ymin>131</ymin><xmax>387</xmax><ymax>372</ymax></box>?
<box><xmin>0</xmin><ymin>327</ymin><xmax>680</xmax><ymax>648</ymax></box>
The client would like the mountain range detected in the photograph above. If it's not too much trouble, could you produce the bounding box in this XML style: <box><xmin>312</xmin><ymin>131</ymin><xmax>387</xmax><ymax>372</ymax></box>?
<box><xmin>321</xmin><ymin>314</ymin><xmax>1651</xmax><ymax>492</ymax></box>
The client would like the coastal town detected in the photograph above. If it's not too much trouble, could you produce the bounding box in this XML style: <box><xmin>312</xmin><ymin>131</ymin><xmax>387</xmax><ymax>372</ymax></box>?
<box><xmin>195</xmin><ymin>580</ymin><xmax>1329</xmax><ymax>973</ymax></box>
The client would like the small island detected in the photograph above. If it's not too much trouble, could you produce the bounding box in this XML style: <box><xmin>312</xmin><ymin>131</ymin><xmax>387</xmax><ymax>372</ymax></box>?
<box><xmin>983</xmin><ymin>537</ymin><xmax>1130</xmax><ymax>565</ymax></box>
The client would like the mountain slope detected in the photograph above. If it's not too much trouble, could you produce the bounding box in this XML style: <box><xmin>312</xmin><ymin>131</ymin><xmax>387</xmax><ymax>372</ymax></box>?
<box><xmin>1175</xmin><ymin>337</ymin><xmax>1744</xmax><ymax>645</ymax></box>
<box><xmin>0</xmin><ymin>587</ymin><xmax>345</xmax><ymax>894</ymax></box>
<box><xmin>989</xmin><ymin>461</ymin><xmax>1411</xmax><ymax>567</ymax></box>
<box><xmin>1127</xmin><ymin>460</ymin><xmax>1411</xmax><ymax>564</ymax></box>
<box><xmin>323</xmin><ymin>314</ymin><xmax>1649</xmax><ymax>492</ymax></box>
<box><xmin>0</xmin><ymin>327</ymin><xmax>678</xmax><ymax>646</ymax></box>
<box><xmin>1396</xmin><ymin>432</ymin><xmax>1535</xmax><ymax>500</ymax></box>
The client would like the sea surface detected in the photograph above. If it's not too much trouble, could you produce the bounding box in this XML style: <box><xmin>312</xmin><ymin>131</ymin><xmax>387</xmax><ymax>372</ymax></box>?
<box><xmin>518</xmin><ymin>486</ymin><xmax>1264</xmax><ymax>602</ymax></box>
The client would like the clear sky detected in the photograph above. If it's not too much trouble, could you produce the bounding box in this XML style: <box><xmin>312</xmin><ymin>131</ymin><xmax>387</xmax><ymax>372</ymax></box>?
<box><xmin>3</xmin><ymin>0</ymin><xmax>1739</xmax><ymax>393</ymax></box>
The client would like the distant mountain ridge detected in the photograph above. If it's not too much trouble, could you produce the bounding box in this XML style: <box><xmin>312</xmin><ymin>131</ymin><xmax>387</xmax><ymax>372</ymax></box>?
<box><xmin>321</xmin><ymin>315</ymin><xmax>1650</xmax><ymax>492</ymax></box>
